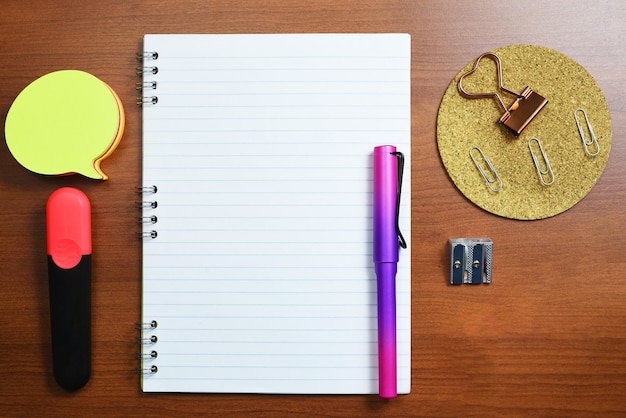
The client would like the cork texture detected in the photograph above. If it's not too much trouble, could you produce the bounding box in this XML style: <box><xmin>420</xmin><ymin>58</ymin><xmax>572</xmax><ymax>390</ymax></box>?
<box><xmin>437</xmin><ymin>45</ymin><xmax>611</xmax><ymax>220</ymax></box>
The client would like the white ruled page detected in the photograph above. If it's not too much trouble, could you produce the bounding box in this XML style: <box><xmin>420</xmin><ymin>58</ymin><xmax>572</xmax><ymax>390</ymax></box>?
<box><xmin>140</xmin><ymin>34</ymin><xmax>411</xmax><ymax>394</ymax></box>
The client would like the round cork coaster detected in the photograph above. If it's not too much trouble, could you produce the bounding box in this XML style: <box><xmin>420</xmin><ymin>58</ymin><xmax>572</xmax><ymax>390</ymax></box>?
<box><xmin>437</xmin><ymin>45</ymin><xmax>611</xmax><ymax>220</ymax></box>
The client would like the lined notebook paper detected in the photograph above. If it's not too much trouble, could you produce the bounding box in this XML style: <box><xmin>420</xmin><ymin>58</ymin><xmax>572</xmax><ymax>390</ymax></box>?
<box><xmin>139</xmin><ymin>33</ymin><xmax>411</xmax><ymax>394</ymax></box>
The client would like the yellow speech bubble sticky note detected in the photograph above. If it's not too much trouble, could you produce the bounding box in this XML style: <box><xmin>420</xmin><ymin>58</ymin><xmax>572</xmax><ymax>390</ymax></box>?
<box><xmin>5</xmin><ymin>70</ymin><xmax>125</xmax><ymax>180</ymax></box>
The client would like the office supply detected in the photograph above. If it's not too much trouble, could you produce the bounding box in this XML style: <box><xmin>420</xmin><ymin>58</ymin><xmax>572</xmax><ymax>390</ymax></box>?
<box><xmin>373</xmin><ymin>145</ymin><xmax>406</xmax><ymax>399</ymax></box>
<box><xmin>457</xmin><ymin>52</ymin><xmax>548</xmax><ymax>136</ymax></box>
<box><xmin>438</xmin><ymin>44</ymin><xmax>612</xmax><ymax>220</ymax></box>
<box><xmin>528</xmin><ymin>137</ymin><xmax>555</xmax><ymax>186</ymax></box>
<box><xmin>46</xmin><ymin>187</ymin><xmax>92</xmax><ymax>390</ymax></box>
<box><xmin>136</xmin><ymin>33</ymin><xmax>411</xmax><ymax>394</ymax></box>
<box><xmin>574</xmin><ymin>108</ymin><xmax>600</xmax><ymax>156</ymax></box>
<box><xmin>469</xmin><ymin>146</ymin><xmax>503</xmax><ymax>193</ymax></box>
<box><xmin>4</xmin><ymin>70</ymin><xmax>125</xmax><ymax>180</ymax></box>
<box><xmin>449</xmin><ymin>238</ymin><xmax>493</xmax><ymax>285</ymax></box>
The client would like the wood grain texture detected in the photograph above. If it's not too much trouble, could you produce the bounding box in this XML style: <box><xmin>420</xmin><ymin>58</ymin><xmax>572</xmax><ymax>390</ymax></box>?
<box><xmin>1</xmin><ymin>0</ymin><xmax>625</xmax><ymax>416</ymax></box>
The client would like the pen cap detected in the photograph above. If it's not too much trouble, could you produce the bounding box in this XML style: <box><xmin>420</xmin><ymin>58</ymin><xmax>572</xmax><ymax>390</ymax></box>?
<box><xmin>47</xmin><ymin>187</ymin><xmax>92</xmax><ymax>269</ymax></box>
<box><xmin>373</xmin><ymin>145</ymin><xmax>399</xmax><ymax>263</ymax></box>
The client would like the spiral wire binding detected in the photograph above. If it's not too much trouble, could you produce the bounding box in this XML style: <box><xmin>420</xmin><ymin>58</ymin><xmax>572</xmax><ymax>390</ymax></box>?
<box><xmin>138</xmin><ymin>185</ymin><xmax>158</xmax><ymax>194</ymax></box>
<box><xmin>136</xmin><ymin>81</ymin><xmax>158</xmax><ymax>90</ymax></box>
<box><xmin>137</xmin><ymin>96</ymin><xmax>158</xmax><ymax>105</ymax></box>
<box><xmin>140</xmin><ymin>215</ymin><xmax>158</xmax><ymax>224</ymax></box>
<box><xmin>136</xmin><ymin>320</ymin><xmax>158</xmax><ymax>330</ymax></box>
<box><xmin>136</xmin><ymin>52</ymin><xmax>161</xmax><ymax>376</ymax></box>
<box><xmin>137</xmin><ymin>365</ymin><xmax>159</xmax><ymax>376</ymax></box>
<box><xmin>137</xmin><ymin>51</ymin><xmax>159</xmax><ymax>60</ymax></box>
<box><xmin>136</xmin><ymin>320</ymin><xmax>159</xmax><ymax>375</ymax></box>
<box><xmin>136</xmin><ymin>50</ymin><xmax>159</xmax><ymax>105</ymax></box>
<box><xmin>136</xmin><ymin>186</ymin><xmax>158</xmax><ymax>213</ymax></box>
<box><xmin>137</xmin><ymin>201</ymin><xmax>158</xmax><ymax>209</ymax></box>
<box><xmin>135</xmin><ymin>66</ymin><xmax>158</xmax><ymax>76</ymax></box>
<box><xmin>138</xmin><ymin>230</ymin><xmax>158</xmax><ymax>239</ymax></box>
<box><xmin>137</xmin><ymin>185</ymin><xmax>158</xmax><ymax>238</ymax></box>
<box><xmin>137</xmin><ymin>335</ymin><xmax>158</xmax><ymax>344</ymax></box>
<box><xmin>137</xmin><ymin>350</ymin><xmax>158</xmax><ymax>360</ymax></box>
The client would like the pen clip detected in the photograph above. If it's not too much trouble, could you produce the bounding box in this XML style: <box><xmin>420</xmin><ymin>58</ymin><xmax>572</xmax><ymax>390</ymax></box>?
<box><xmin>390</xmin><ymin>151</ymin><xmax>407</xmax><ymax>249</ymax></box>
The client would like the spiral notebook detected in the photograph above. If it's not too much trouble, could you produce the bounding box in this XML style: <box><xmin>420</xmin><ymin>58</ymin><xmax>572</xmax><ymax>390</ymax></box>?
<box><xmin>138</xmin><ymin>33</ymin><xmax>411</xmax><ymax>394</ymax></box>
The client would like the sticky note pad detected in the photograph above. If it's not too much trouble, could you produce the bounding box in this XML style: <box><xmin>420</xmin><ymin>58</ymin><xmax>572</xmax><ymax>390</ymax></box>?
<box><xmin>5</xmin><ymin>70</ymin><xmax>125</xmax><ymax>180</ymax></box>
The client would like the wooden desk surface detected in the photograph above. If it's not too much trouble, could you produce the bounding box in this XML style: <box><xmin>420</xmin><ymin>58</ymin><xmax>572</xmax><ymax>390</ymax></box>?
<box><xmin>1</xmin><ymin>1</ymin><xmax>625</xmax><ymax>416</ymax></box>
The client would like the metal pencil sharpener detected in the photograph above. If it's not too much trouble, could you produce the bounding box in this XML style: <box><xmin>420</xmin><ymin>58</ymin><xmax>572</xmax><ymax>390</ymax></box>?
<box><xmin>449</xmin><ymin>238</ymin><xmax>493</xmax><ymax>285</ymax></box>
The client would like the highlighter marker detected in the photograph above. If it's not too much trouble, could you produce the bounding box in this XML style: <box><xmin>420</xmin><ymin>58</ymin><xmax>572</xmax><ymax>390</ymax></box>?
<box><xmin>46</xmin><ymin>187</ymin><xmax>91</xmax><ymax>390</ymax></box>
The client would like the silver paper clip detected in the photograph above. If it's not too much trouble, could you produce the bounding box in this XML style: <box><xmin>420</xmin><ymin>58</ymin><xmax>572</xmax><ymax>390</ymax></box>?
<box><xmin>528</xmin><ymin>137</ymin><xmax>555</xmax><ymax>186</ymax></box>
<box><xmin>574</xmin><ymin>108</ymin><xmax>600</xmax><ymax>156</ymax></box>
<box><xmin>469</xmin><ymin>146</ymin><xmax>502</xmax><ymax>192</ymax></box>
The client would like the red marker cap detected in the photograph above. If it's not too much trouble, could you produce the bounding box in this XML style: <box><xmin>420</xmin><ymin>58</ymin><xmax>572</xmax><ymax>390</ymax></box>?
<box><xmin>47</xmin><ymin>187</ymin><xmax>92</xmax><ymax>269</ymax></box>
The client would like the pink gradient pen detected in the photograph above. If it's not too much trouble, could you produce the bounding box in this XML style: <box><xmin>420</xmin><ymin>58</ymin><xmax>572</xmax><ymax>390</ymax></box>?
<box><xmin>373</xmin><ymin>145</ymin><xmax>406</xmax><ymax>399</ymax></box>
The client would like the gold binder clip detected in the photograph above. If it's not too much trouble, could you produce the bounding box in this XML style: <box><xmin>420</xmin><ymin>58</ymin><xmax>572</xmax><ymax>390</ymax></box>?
<box><xmin>574</xmin><ymin>108</ymin><xmax>600</xmax><ymax>156</ymax></box>
<box><xmin>528</xmin><ymin>137</ymin><xmax>554</xmax><ymax>186</ymax></box>
<box><xmin>458</xmin><ymin>53</ymin><xmax>548</xmax><ymax>136</ymax></box>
